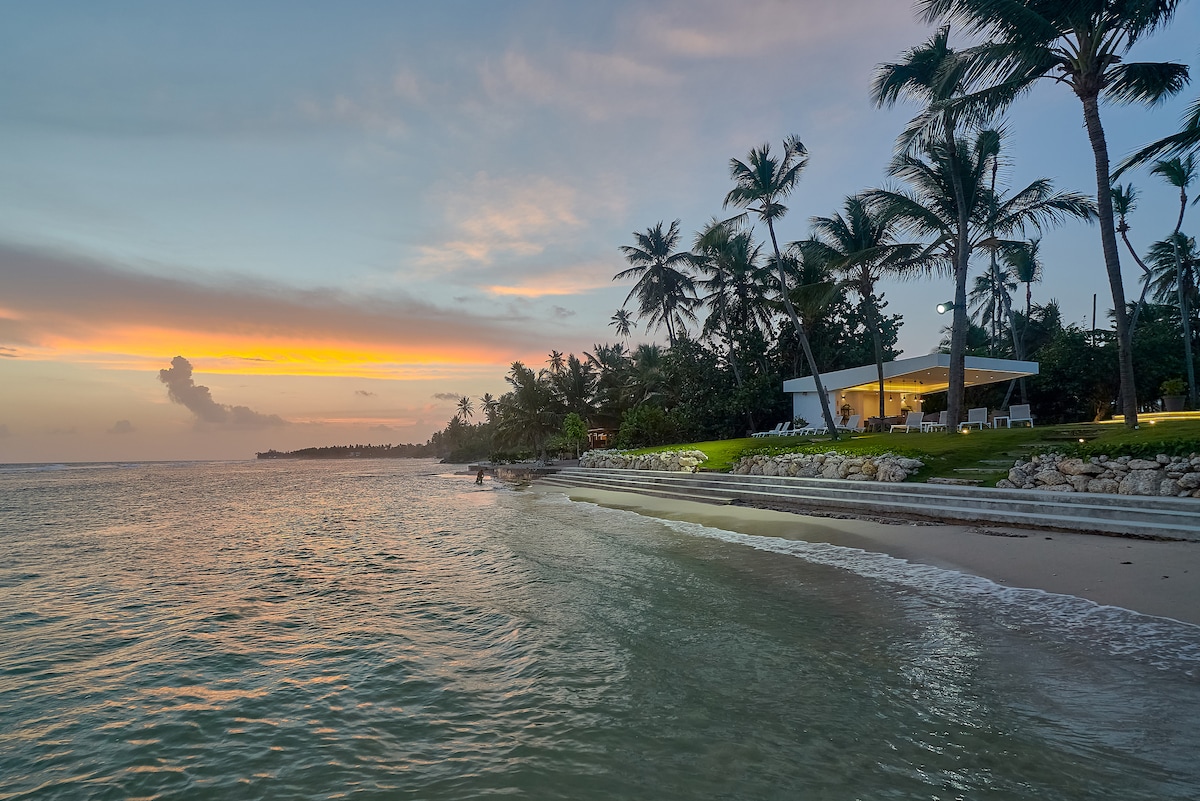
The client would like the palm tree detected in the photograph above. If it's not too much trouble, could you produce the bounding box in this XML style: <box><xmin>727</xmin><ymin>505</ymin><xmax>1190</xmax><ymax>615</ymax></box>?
<box><xmin>585</xmin><ymin>342</ymin><xmax>632</xmax><ymax>428</ymax></box>
<box><xmin>919</xmin><ymin>0</ymin><xmax>1190</xmax><ymax>427</ymax></box>
<box><xmin>724</xmin><ymin>135</ymin><xmax>840</xmax><ymax>439</ymax></box>
<box><xmin>551</xmin><ymin>354</ymin><xmax>597</xmax><ymax>421</ymax></box>
<box><xmin>1151</xmin><ymin>155</ymin><xmax>1197</xmax><ymax>403</ymax></box>
<box><xmin>869</xmin><ymin>129</ymin><xmax>1096</xmax><ymax>412</ymax></box>
<box><xmin>692</xmin><ymin>218</ymin><xmax>773</xmax><ymax>394</ymax></box>
<box><xmin>1120</xmin><ymin>89</ymin><xmax>1200</xmax><ymax>167</ymax></box>
<box><xmin>1002</xmin><ymin>237</ymin><xmax>1042</xmax><ymax>402</ymax></box>
<box><xmin>481</xmin><ymin>392</ymin><xmax>499</xmax><ymax>425</ymax></box>
<box><xmin>615</xmin><ymin>220</ymin><xmax>698</xmax><ymax>347</ymax></box>
<box><xmin>874</xmin><ymin>26</ymin><xmax>981</xmax><ymax>427</ymax></box>
<box><xmin>456</xmin><ymin>395</ymin><xmax>473</xmax><ymax>422</ymax></box>
<box><xmin>1112</xmin><ymin>183</ymin><xmax>1156</xmax><ymax>332</ymax></box>
<box><xmin>495</xmin><ymin>362</ymin><xmax>559</xmax><ymax>460</ymax></box>
<box><xmin>609</xmin><ymin>308</ymin><xmax>636</xmax><ymax>339</ymax></box>
<box><xmin>968</xmin><ymin>260</ymin><xmax>1017</xmax><ymax>353</ymax></box>
<box><xmin>804</xmin><ymin>195</ymin><xmax>920</xmax><ymax>421</ymax></box>
<box><xmin>547</xmin><ymin>350</ymin><xmax>566</xmax><ymax>375</ymax></box>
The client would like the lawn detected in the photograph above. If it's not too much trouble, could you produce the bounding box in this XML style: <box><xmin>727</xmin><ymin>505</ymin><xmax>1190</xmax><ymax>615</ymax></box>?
<box><xmin>629</xmin><ymin>419</ymin><xmax>1200</xmax><ymax>485</ymax></box>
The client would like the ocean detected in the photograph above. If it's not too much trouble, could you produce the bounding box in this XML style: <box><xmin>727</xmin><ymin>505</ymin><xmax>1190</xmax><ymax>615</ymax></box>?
<box><xmin>1</xmin><ymin>458</ymin><xmax>1198</xmax><ymax>800</ymax></box>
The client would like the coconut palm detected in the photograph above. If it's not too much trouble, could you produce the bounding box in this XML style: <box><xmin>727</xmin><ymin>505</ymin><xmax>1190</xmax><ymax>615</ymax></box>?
<box><xmin>615</xmin><ymin>220</ymin><xmax>699</xmax><ymax>347</ymax></box>
<box><xmin>480</xmin><ymin>392</ymin><xmax>499</xmax><ymax>425</ymax></box>
<box><xmin>919</xmin><ymin>0</ymin><xmax>1191</xmax><ymax>426</ymax></box>
<box><xmin>869</xmin><ymin>129</ymin><xmax>1096</xmax><ymax>408</ymax></box>
<box><xmin>456</xmin><ymin>395</ymin><xmax>473</xmax><ymax>422</ymax></box>
<box><xmin>609</xmin><ymin>308</ymin><xmax>636</xmax><ymax>339</ymax></box>
<box><xmin>1112</xmin><ymin>183</ymin><xmax>1156</xmax><ymax>332</ymax></box>
<box><xmin>724</xmin><ymin>135</ymin><xmax>840</xmax><ymax>439</ymax></box>
<box><xmin>692</xmin><ymin>218</ymin><xmax>773</xmax><ymax>390</ymax></box>
<box><xmin>1152</xmin><ymin>155</ymin><xmax>1197</xmax><ymax>402</ymax></box>
<box><xmin>546</xmin><ymin>350</ymin><xmax>566</xmax><ymax>375</ymax></box>
<box><xmin>1002</xmin><ymin>237</ymin><xmax>1043</xmax><ymax>402</ymax></box>
<box><xmin>495</xmin><ymin>362</ymin><xmax>559</xmax><ymax>460</ymax></box>
<box><xmin>969</xmin><ymin>260</ymin><xmax>1017</xmax><ymax>353</ymax></box>
<box><xmin>873</xmin><ymin>26</ymin><xmax>980</xmax><ymax>427</ymax></box>
<box><xmin>804</xmin><ymin>195</ymin><xmax>921</xmax><ymax>421</ymax></box>
<box><xmin>1121</xmin><ymin>90</ymin><xmax>1200</xmax><ymax>167</ymax></box>
<box><xmin>551</xmin><ymin>354</ymin><xmax>597</xmax><ymax>421</ymax></box>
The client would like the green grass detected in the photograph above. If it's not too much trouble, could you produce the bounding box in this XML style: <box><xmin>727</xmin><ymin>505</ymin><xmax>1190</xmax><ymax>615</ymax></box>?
<box><xmin>624</xmin><ymin>419</ymin><xmax>1200</xmax><ymax>484</ymax></box>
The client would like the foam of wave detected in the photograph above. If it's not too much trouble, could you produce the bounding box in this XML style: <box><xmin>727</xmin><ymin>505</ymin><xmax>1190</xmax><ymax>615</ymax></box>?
<box><xmin>545</xmin><ymin>493</ymin><xmax>1200</xmax><ymax>676</ymax></box>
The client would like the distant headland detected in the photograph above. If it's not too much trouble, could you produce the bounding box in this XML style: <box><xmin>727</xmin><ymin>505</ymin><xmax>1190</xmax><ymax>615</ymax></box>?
<box><xmin>257</xmin><ymin>444</ymin><xmax>434</xmax><ymax>460</ymax></box>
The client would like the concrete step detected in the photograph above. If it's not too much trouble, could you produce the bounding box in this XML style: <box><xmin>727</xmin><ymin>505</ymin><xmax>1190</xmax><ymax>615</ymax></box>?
<box><xmin>540</xmin><ymin>468</ymin><xmax>1200</xmax><ymax>541</ymax></box>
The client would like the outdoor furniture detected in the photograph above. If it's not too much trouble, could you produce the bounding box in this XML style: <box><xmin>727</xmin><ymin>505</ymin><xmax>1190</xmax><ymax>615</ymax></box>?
<box><xmin>796</xmin><ymin>422</ymin><xmax>828</xmax><ymax>436</ymax></box>
<box><xmin>752</xmin><ymin>422</ymin><xmax>787</xmax><ymax>438</ymax></box>
<box><xmin>958</xmin><ymin>407</ymin><xmax>991</xmax><ymax>431</ymax></box>
<box><xmin>1007</xmin><ymin>404</ymin><xmax>1034</xmax><ymax>427</ymax></box>
<box><xmin>890</xmin><ymin>411</ymin><xmax>925</xmax><ymax>433</ymax></box>
<box><xmin>837</xmin><ymin>414</ymin><xmax>862</xmax><ymax>433</ymax></box>
<box><xmin>921</xmin><ymin>410</ymin><xmax>949</xmax><ymax>432</ymax></box>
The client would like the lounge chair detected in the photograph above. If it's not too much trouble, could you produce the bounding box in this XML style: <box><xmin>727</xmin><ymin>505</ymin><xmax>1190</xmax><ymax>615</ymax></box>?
<box><xmin>796</xmin><ymin>420</ymin><xmax>828</xmax><ymax>436</ymax></box>
<box><xmin>1007</xmin><ymin>404</ymin><xmax>1034</xmax><ymax>428</ymax></box>
<box><xmin>958</xmin><ymin>407</ymin><xmax>990</xmax><ymax>431</ymax></box>
<box><xmin>889</xmin><ymin>411</ymin><xmax>925</xmax><ymax>433</ymax></box>
<box><xmin>921</xmin><ymin>410</ymin><xmax>949</xmax><ymax>432</ymax></box>
<box><xmin>837</xmin><ymin>414</ymin><xmax>862</xmax><ymax>433</ymax></box>
<box><xmin>752</xmin><ymin>422</ymin><xmax>786</xmax><ymax>438</ymax></box>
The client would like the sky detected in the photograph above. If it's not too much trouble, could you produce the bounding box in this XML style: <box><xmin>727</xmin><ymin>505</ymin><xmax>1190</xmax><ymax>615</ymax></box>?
<box><xmin>2</xmin><ymin>0</ymin><xmax>1199</xmax><ymax>463</ymax></box>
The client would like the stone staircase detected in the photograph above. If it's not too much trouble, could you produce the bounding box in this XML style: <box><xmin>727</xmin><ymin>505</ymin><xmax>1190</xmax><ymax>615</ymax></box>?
<box><xmin>537</xmin><ymin>467</ymin><xmax>1200</xmax><ymax>541</ymax></box>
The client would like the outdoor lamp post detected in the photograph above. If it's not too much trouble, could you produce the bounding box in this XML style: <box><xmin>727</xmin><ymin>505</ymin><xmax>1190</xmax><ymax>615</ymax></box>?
<box><xmin>936</xmin><ymin>301</ymin><xmax>956</xmax><ymax>314</ymax></box>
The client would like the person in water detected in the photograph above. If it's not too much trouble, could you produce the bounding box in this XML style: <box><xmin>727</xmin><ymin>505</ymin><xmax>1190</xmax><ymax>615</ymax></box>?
<box><xmin>475</xmin><ymin>469</ymin><xmax>485</xmax><ymax>485</ymax></box>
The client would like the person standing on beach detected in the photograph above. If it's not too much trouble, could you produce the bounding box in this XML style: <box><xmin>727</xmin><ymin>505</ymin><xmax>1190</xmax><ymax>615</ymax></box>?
<box><xmin>476</xmin><ymin>469</ymin><xmax>485</xmax><ymax>485</ymax></box>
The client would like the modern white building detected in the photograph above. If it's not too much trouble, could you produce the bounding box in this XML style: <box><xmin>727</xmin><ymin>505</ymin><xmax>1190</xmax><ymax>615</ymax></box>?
<box><xmin>782</xmin><ymin>353</ymin><xmax>1039</xmax><ymax>425</ymax></box>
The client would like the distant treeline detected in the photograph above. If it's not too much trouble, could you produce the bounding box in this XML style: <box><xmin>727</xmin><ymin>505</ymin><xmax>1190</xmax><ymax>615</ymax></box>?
<box><xmin>257</xmin><ymin>443</ymin><xmax>435</xmax><ymax>460</ymax></box>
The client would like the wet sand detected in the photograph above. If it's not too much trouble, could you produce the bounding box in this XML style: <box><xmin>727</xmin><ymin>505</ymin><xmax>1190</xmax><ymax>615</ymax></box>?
<box><xmin>532</xmin><ymin>484</ymin><xmax>1200</xmax><ymax>626</ymax></box>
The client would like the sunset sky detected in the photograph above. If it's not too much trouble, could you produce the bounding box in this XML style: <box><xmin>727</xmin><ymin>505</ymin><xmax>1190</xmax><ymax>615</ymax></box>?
<box><xmin>3</xmin><ymin>1</ymin><xmax>1198</xmax><ymax>463</ymax></box>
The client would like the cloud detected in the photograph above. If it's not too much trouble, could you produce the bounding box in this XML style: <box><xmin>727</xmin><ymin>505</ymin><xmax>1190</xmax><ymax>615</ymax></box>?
<box><xmin>107</xmin><ymin>420</ymin><xmax>135</xmax><ymax>434</ymax></box>
<box><xmin>418</xmin><ymin>173</ymin><xmax>584</xmax><ymax>268</ymax></box>
<box><xmin>0</xmin><ymin>242</ymin><xmax>558</xmax><ymax>373</ymax></box>
<box><xmin>369</xmin><ymin>424</ymin><xmax>396</xmax><ymax>435</ymax></box>
<box><xmin>431</xmin><ymin>392</ymin><xmax>461</xmax><ymax>401</ymax></box>
<box><xmin>355</xmin><ymin>390</ymin><xmax>376</xmax><ymax>397</ymax></box>
<box><xmin>0</xmin><ymin>346</ymin><xmax>17</xmax><ymax>358</ymax></box>
<box><xmin>158</xmin><ymin>356</ymin><xmax>286</xmax><ymax>429</ymax></box>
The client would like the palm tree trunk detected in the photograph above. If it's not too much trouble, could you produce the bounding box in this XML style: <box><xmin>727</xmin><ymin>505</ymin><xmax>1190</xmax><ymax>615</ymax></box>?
<box><xmin>1123</xmin><ymin>228</ymin><xmax>1154</xmax><ymax>334</ymax></box>
<box><xmin>1171</xmin><ymin>235</ymin><xmax>1197</xmax><ymax>405</ymax></box>
<box><xmin>861</xmin><ymin>288</ymin><xmax>887</xmax><ymax>422</ymax></box>
<box><xmin>945</xmin><ymin>125</ymin><xmax>970</xmax><ymax>432</ymax></box>
<box><xmin>1081</xmin><ymin>92</ymin><xmax>1138</xmax><ymax>426</ymax></box>
<box><xmin>767</xmin><ymin>221</ymin><xmax>839</xmax><ymax>440</ymax></box>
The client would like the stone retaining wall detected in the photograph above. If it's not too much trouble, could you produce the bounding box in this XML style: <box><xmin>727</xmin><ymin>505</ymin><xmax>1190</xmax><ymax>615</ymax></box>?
<box><xmin>579</xmin><ymin>449</ymin><xmax>708</xmax><ymax>473</ymax></box>
<box><xmin>732</xmin><ymin>452</ymin><xmax>923</xmax><ymax>482</ymax></box>
<box><xmin>997</xmin><ymin>452</ymin><xmax>1200</xmax><ymax>497</ymax></box>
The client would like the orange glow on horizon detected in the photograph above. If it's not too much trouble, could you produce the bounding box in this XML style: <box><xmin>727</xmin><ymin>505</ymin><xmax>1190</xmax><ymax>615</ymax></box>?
<box><xmin>17</xmin><ymin>326</ymin><xmax>522</xmax><ymax>379</ymax></box>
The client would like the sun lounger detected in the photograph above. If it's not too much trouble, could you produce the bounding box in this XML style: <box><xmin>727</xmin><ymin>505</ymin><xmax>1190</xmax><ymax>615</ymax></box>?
<box><xmin>958</xmin><ymin>407</ymin><xmax>991</xmax><ymax>431</ymax></box>
<box><xmin>837</xmin><ymin>414</ymin><xmax>862</xmax><ymax>433</ymax></box>
<box><xmin>921</xmin><ymin>410</ymin><xmax>948</xmax><ymax>432</ymax></box>
<box><xmin>889</xmin><ymin>411</ymin><xmax>925</xmax><ymax>433</ymax></box>
<box><xmin>752</xmin><ymin>422</ymin><xmax>786</xmax><ymax>438</ymax></box>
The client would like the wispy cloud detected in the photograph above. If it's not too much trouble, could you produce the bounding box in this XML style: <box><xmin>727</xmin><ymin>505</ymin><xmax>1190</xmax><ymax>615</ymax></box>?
<box><xmin>107</xmin><ymin>420</ymin><xmax>135</xmax><ymax>434</ymax></box>
<box><xmin>418</xmin><ymin>173</ymin><xmax>585</xmax><ymax>268</ymax></box>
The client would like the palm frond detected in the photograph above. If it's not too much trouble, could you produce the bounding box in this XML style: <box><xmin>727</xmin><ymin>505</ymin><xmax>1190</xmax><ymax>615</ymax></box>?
<box><xmin>1106</xmin><ymin>61</ymin><xmax>1190</xmax><ymax>105</ymax></box>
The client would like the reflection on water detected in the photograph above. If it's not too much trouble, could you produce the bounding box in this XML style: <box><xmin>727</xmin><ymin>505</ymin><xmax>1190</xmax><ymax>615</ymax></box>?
<box><xmin>1</xmin><ymin>459</ymin><xmax>1198</xmax><ymax>800</ymax></box>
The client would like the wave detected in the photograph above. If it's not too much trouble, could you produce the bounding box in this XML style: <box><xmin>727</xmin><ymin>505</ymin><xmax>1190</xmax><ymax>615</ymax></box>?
<box><xmin>546</xmin><ymin>493</ymin><xmax>1200</xmax><ymax>677</ymax></box>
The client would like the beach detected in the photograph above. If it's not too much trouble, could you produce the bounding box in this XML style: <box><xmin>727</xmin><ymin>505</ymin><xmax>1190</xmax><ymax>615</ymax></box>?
<box><xmin>532</xmin><ymin>483</ymin><xmax>1200</xmax><ymax>626</ymax></box>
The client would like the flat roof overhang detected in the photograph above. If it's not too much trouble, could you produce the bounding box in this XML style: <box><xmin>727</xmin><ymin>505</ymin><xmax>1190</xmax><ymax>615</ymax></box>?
<box><xmin>782</xmin><ymin>353</ymin><xmax>1038</xmax><ymax>395</ymax></box>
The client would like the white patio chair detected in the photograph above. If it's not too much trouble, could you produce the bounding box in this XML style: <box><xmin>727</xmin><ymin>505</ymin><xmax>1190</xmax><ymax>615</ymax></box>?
<box><xmin>752</xmin><ymin>422</ymin><xmax>785</xmax><ymax>438</ymax></box>
<box><xmin>958</xmin><ymin>407</ymin><xmax>990</xmax><ymax>431</ymax></box>
<box><xmin>837</xmin><ymin>414</ymin><xmax>862</xmax><ymax>433</ymax></box>
<box><xmin>921</xmin><ymin>410</ymin><xmax>948</xmax><ymax>432</ymax></box>
<box><xmin>889</xmin><ymin>411</ymin><xmax>925</xmax><ymax>433</ymax></box>
<box><xmin>1008</xmin><ymin>404</ymin><xmax>1034</xmax><ymax>428</ymax></box>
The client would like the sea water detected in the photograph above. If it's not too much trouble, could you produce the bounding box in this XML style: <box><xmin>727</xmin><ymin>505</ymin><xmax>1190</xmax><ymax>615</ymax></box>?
<box><xmin>1</xmin><ymin>459</ymin><xmax>1198</xmax><ymax>800</ymax></box>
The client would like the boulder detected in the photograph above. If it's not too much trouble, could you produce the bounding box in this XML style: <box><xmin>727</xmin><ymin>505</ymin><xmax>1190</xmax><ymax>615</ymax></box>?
<box><xmin>1119</xmin><ymin>469</ymin><xmax>1163</xmax><ymax>496</ymax></box>
<box><xmin>1033</xmin><ymin>469</ymin><xmax>1068</xmax><ymax>486</ymax></box>
<box><xmin>1085</xmin><ymin>478</ymin><xmax>1120</xmax><ymax>494</ymax></box>
<box><xmin>1126</xmin><ymin>458</ymin><xmax>1161</xmax><ymax>471</ymax></box>
<box><xmin>1178</xmin><ymin>472</ymin><xmax>1200</xmax><ymax>490</ymax></box>
<box><xmin>1059</xmin><ymin>459</ymin><xmax>1103</xmax><ymax>476</ymax></box>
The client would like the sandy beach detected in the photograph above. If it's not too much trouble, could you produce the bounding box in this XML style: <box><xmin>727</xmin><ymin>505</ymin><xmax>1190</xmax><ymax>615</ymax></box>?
<box><xmin>532</xmin><ymin>484</ymin><xmax>1200</xmax><ymax>627</ymax></box>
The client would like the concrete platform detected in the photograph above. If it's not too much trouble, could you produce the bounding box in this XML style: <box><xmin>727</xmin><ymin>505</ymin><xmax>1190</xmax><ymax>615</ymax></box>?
<box><xmin>538</xmin><ymin>467</ymin><xmax>1200</xmax><ymax>541</ymax></box>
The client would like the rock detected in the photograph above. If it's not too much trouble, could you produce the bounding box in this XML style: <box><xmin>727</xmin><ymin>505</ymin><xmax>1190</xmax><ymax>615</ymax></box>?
<box><xmin>1119</xmin><ymin>469</ymin><xmax>1163</xmax><ymax>496</ymax></box>
<box><xmin>1178</xmin><ymin>472</ymin><xmax>1200</xmax><ymax>490</ymax></box>
<box><xmin>1068</xmin><ymin>475</ymin><xmax>1091</xmax><ymax>492</ymax></box>
<box><xmin>1159</xmin><ymin>479</ymin><xmax>1181</xmax><ymax>496</ymax></box>
<box><xmin>1086</xmin><ymin>478</ymin><xmax>1120</xmax><ymax>494</ymax></box>
<box><xmin>995</xmin><ymin>479</ymin><xmax>1016</xmax><ymax>489</ymax></box>
<box><xmin>1059</xmin><ymin>459</ymin><xmax>1103</xmax><ymax>476</ymax></box>
<box><xmin>1041</xmin><ymin>483</ymin><xmax>1075</xmax><ymax>492</ymax></box>
<box><xmin>1126</xmin><ymin>458</ymin><xmax>1161</xmax><ymax>471</ymax></box>
<box><xmin>897</xmin><ymin>457</ymin><xmax>924</xmax><ymax>471</ymax></box>
<box><xmin>1157</xmin><ymin>454</ymin><xmax>1172</xmax><ymax>465</ymax></box>
<box><xmin>860</xmin><ymin>461</ymin><xmax>878</xmax><ymax>478</ymax></box>
<box><xmin>1008</xmin><ymin>467</ymin><xmax>1030</xmax><ymax>484</ymax></box>
<box><xmin>1034</xmin><ymin>469</ymin><xmax>1068</xmax><ymax>486</ymax></box>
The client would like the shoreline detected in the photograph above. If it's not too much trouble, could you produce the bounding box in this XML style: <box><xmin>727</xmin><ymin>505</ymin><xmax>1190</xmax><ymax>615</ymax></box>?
<box><xmin>531</xmin><ymin>484</ymin><xmax>1200</xmax><ymax>627</ymax></box>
